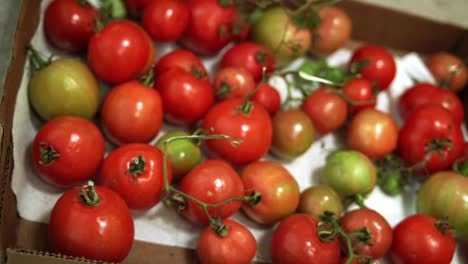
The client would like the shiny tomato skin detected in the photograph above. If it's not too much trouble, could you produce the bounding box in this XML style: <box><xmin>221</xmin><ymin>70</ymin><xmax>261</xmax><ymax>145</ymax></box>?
<box><xmin>31</xmin><ymin>116</ymin><xmax>105</xmax><ymax>188</ymax></box>
<box><xmin>178</xmin><ymin>160</ymin><xmax>244</xmax><ymax>225</ymax></box>
<box><xmin>390</xmin><ymin>214</ymin><xmax>456</xmax><ymax>264</ymax></box>
<box><xmin>201</xmin><ymin>98</ymin><xmax>273</xmax><ymax>166</ymax></box>
<box><xmin>426</xmin><ymin>51</ymin><xmax>468</xmax><ymax>92</ymax></box>
<box><xmin>297</xmin><ymin>184</ymin><xmax>343</xmax><ymax>218</ymax></box>
<box><xmin>101</xmin><ymin>81</ymin><xmax>163</xmax><ymax>145</ymax></box>
<box><xmin>142</xmin><ymin>0</ymin><xmax>189</xmax><ymax>42</ymax></box>
<box><xmin>271</xmin><ymin>214</ymin><xmax>341</xmax><ymax>264</ymax></box>
<box><xmin>98</xmin><ymin>144</ymin><xmax>172</xmax><ymax>210</ymax></box>
<box><xmin>88</xmin><ymin>20</ymin><xmax>155</xmax><ymax>84</ymax></box>
<box><xmin>153</xmin><ymin>49</ymin><xmax>209</xmax><ymax>80</ymax></box>
<box><xmin>311</xmin><ymin>6</ymin><xmax>352</xmax><ymax>54</ymax></box>
<box><xmin>214</xmin><ymin>67</ymin><xmax>256</xmax><ymax>101</ymax></box>
<box><xmin>44</xmin><ymin>0</ymin><xmax>98</xmax><ymax>53</ymax></box>
<box><xmin>251</xmin><ymin>83</ymin><xmax>281</xmax><ymax>116</ymax></box>
<box><xmin>342</xmin><ymin>77</ymin><xmax>376</xmax><ymax>114</ymax></box>
<box><xmin>197</xmin><ymin>219</ymin><xmax>257</xmax><ymax>264</ymax></box>
<box><xmin>48</xmin><ymin>184</ymin><xmax>134</xmax><ymax>262</ymax></box>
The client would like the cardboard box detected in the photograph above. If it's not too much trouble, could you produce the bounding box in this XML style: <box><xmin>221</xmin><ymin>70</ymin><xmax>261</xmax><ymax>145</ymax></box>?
<box><xmin>1</xmin><ymin>0</ymin><xmax>467</xmax><ymax>263</ymax></box>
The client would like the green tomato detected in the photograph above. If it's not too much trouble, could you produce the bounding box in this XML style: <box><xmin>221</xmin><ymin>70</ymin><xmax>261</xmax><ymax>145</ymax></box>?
<box><xmin>297</xmin><ymin>184</ymin><xmax>343</xmax><ymax>218</ymax></box>
<box><xmin>155</xmin><ymin>130</ymin><xmax>202</xmax><ymax>181</ymax></box>
<box><xmin>29</xmin><ymin>58</ymin><xmax>100</xmax><ymax>121</ymax></box>
<box><xmin>323</xmin><ymin>150</ymin><xmax>377</xmax><ymax>197</ymax></box>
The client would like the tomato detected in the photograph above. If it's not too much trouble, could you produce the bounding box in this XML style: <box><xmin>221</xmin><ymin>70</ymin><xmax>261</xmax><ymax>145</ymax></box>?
<box><xmin>390</xmin><ymin>214</ymin><xmax>456</xmax><ymax>264</ymax></box>
<box><xmin>426</xmin><ymin>51</ymin><xmax>468</xmax><ymax>92</ymax></box>
<box><xmin>196</xmin><ymin>219</ymin><xmax>256</xmax><ymax>264</ymax></box>
<box><xmin>201</xmin><ymin>98</ymin><xmax>272</xmax><ymax>166</ymax></box>
<box><xmin>178</xmin><ymin>160</ymin><xmax>244</xmax><ymax>225</ymax></box>
<box><xmin>271</xmin><ymin>214</ymin><xmax>341</xmax><ymax>264</ymax></box>
<box><xmin>48</xmin><ymin>182</ymin><xmax>134</xmax><ymax>262</ymax></box>
<box><xmin>214</xmin><ymin>67</ymin><xmax>256</xmax><ymax>101</ymax></box>
<box><xmin>297</xmin><ymin>184</ymin><xmax>343</xmax><ymax>218</ymax></box>
<box><xmin>398</xmin><ymin>82</ymin><xmax>464</xmax><ymax>125</ymax></box>
<box><xmin>153</xmin><ymin>49</ymin><xmax>209</xmax><ymax>81</ymax></box>
<box><xmin>270</xmin><ymin>109</ymin><xmax>315</xmax><ymax>160</ymax></box>
<box><xmin>98</xmin><ymin>144</ymin><xmax>171</xmax><ymax>210</ymax></box>
<box><xmin>155</xmin><ymin>68</ymin><xmax>214</xmax><ymax>126</ymax></box>
<box><xmin>100</xmin><ymin>80</ymin><xmax>163</xmax><ymax>145</ymax></box>
<box><xmin>29</xmin><ymin>57</ymin><xmax>100</xmax><ymax>121</ymax></box>
<box><xmin>342</xmin><ymin>77</ymin><xmax>376</xmax><ymax>114</ymax></box>
<box><xmin>323</xmin><ymin>150</ymin><xmax>377</xmax><ymax>197</ymax></box>
<box><xmin>155</xmin><ymin>130</ymin><xmax>202</xmax><ymax>182</ymax></box>
<box><xmin>251</xmin><ymin>83</ymin><xmax>281</xmax><ymax>116</ymax></box>
<box><xmin>88</xmin><ymin>20</ymin><xmax>155</xmax><ymax>84</ymax></box>
<box><xmin>44</xmin><ymin>0</ymin><xmax>98</xmax><ymax>53</ymax></box>
<box><xmin>398</xmin><ymin>104</ymin><xmax>464</xmax><ymax>174</ymax></box>
<box><xmin>340</xmin><ymin>208</ymin><xmax>393</xmax><ymax>259</ymax></box>
<box><xmin>349</xmin><ymin>44</ymin><xmax>396</xmax><ymax>90</ymax></box>
<box><xmin>252</xmin><ymin>7</ymin><xmax>312</xmax><ymax>66</ymax></box>
<box><xmin>124</xmin><ymin>0</ymin><xmax>153</xmax><ymax>18</ymax></box>
<box><xmin>220</xmin><ymin>42</ymin><xmax>276</xmax><ymax>82</ymax></box>
<box><xmin>417</xmin><ymin>171</ymin><xmax>468</xmax><ymax>239</ymax></box>
<box><xmin>31</xmin><ymin>116</ymin><xmax>105</xmax><ymax>188</ymax></box>
<box><xmin>142</xmin><ymin>0</ymin><xmax>189</xmax><ymax>42</ymax></box>
<box><xmin>301</xmin><ymin>86</ymin><xmax>349</xmax><ymax>135</ymax></box>
<box><xmin>311</xmin><ymin>6</ymin><xmax>352</xmax><ymax>54</ymax></box>
<box><xmin>346</xmin><ymin>108</ymin><xmax>398</xmax><ymax>161</ymax></box>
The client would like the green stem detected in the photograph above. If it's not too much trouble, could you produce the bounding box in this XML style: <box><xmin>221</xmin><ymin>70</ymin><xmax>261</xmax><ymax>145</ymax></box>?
<box><xmin>80</xmin><ymin>181</ymin><xmax>101</xmax><ymax>206</ymax></box>
<box><xmin>26</xmin><ymin>45</ymin><xmax>53</xmax><ymax>71</ymax></box>
<box><xmin>353</xmin><ymin>193</ymin><xmax>368</xmax><ymax>209</ymax></box>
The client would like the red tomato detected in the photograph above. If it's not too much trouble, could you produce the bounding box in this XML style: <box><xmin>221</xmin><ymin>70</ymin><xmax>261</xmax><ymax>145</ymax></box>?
<box><xmin>142</xmin><ymin>0</ymin><xmax>189</xmax><ymax>42</ymax></box>
<box><xmin>390</xmin><ymin>214</ymin><xmax>456</xmax><ymax>264</ymax></box>
<box><xmin>44</xmin><ymin>0</ymin><xmax>98</xmax><ymax>53</ymax></box>
<box><xmin>201</xmin><ymin>98</ymin><xmax>272</xmax><ymax>166</ymax></box>
<box><xmin>346</xmin><ymin>108</ymin><xmax>398</xmax><ymax>161</ymax></box>
<box><xmin>349</xmin><ymin>44</ymin><xmax>397</xmax><ymax>90</ymax></box>
<box><xmin>100</xmin><ymin>80</ymin><xmax>163</xmax><ymax>145</ymax></box>
<box><xmin>311</xmin><ymin>6</ymin><xmax>352</xmax><ymax>54</ymax></box>
<box><xmin>220</xmin><ymin>42</ymin><xmax>276</xmax><ymax>82</ymax></box>
<box><xmin>31</xmin><ymin>116</ymin><xmax>105</xmax><ymax>188</ymax></box>
<box><xmin>88</xmin><ymin>20</ymin><xmax>155</xmax><ymax>84</ymax></box>
<box><xmin>271</xmin><ymin>214</ymin><xmax>341</xmax><ymax>264</ymax></box>
<box><xmin>196</xmin><ymin>220</ymin><xmax>257</xmax><ymax>264</ymax></box>
<box><xmin>153</xmin><ymin>49</ymin><xmax>209</xmax><ymax>81</ymax></box>
<box><xmin>124</xmin><ymin>0</ymin><xmax>153</xmax><ymax>18</ymax></box>
<box><xmin>155</xmin><ymin>68</ymin><xmax>214</xmax><ymax>126</ymax></box>
<box><xmin>398</xmin><ymin>82</ymin><xmax>464</xmax><ymax>125</ymax></box>
<box><xmin>214</xmin><ymin>67</ymin><xmax>256</xmax><ymax>101</ymax></box>
<box><xmin>426</xmin><ymin>51</ymin><xmax>468</xmax><ymax>92</ymax></box>
<box><xmin>49</xmin><ymin>183</ymin><xmax>134</xmax><ymax>262</ymax></box>
<box><xmin>340</xmin><ymin>208</ymin><xmax>393</xmax><ymax>259</ymax></box>
<box><xmin>398</xmin><ymin>104</ymin><xmax>464</xmax><ymax>174</ymax></box>
<box><xmin>301</xmin><ymin>86</ymin><xmax>348</xmax><ymax>135</ymax></box>
<box><xmin>98</xmin><ymin>144</ymin><xmax>171</xmax><ymax>210</ymax></box>
<box><xmin>178</xmin><ymin>160</ymin><xmax>244</xmax><ymax>225</ymax></box>
<box><xmin>342</xmin><ymin>77</ymin><xmax>376</xmax><ymax>114</ymax></box>
<box><xmin>251</xmin><ymin>83</ymin><xmax>281</xmax><ymax>116</ymax></box>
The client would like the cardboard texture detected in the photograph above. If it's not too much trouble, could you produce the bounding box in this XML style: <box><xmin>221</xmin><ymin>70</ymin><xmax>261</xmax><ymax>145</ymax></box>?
<box><xmin>1</xmin><ymin>0</ymin><xmax>467</xmax><ymax>263</ymax></box>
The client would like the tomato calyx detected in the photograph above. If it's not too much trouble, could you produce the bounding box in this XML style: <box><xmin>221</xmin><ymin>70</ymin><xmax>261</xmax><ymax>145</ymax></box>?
<box><xmin>100</xmin><ymin>0</ymin><xmax>127</xmax><ymax>22</ymax></box>
<box><xmin>77</xmin><ymin>0</ymin><xmax>89</xmax><ymax>7</ymax></box>
<box><xmin>216</xmin><ymin>81</ymin><xmax>233</xmax><ymax>97</ymax></box>
<box><xmin>434</xmin><ymin>218</ymin><xmax>454</xmax><ymax>236</ymax></box>
<box><xmin>349</xmin><ymin>60</ymin><xmax>370</xmax><ymax>76</ymax></box>
<box><xmin>79</xmin><ymin>181</ymin><xmax>101</xmax><ymax>206</ymax></box>
<box><xmin>38</xmin><ymin>142</ymin><xmax>60</xmax><ymax>166</ymax></box>
<box><xmin>426</xmin><ymin>137</ymin><xmax>453</xmax><ymax>161</ymax></box>
<box><xmin>126</xmin><ymin>155</ymin><xmax>146</xmax><ymax>179</ymax></box>
<box><xmin>453</xmin><ymin>158</ymin><xmax>468</xmax><ymax>176</ymax></box>
<box><xmin>27</xmin><ymin>45</ymin><xmax>54</xmax><ymax>71</ymax></box>
<box><xmin>139</xmin><ymin>69</ymin><xmax>154</xmax><ymax>87</ymax></box>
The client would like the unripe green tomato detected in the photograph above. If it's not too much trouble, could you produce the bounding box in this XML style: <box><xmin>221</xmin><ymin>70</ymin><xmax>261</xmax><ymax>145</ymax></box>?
<box><xmin>155</xmin><ymin>131</ymin><xmax>202</xmax><ymax>181</ymax></box>
<box><xmin>29</xmin><ymin>58</ymin><xmax>100</xmax><ymax>120</ymax></box>
<box><xmin>323</xmin><ymin>150</ymin><xmax>377</xmax><ymax>197</ymax></box>
<box><xmin>297</xmin><ymin>184</ymin><xmax>343</xmax><ymax>218</ymax></box>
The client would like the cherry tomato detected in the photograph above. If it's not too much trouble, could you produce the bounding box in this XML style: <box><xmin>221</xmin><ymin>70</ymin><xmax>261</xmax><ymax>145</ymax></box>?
<box><xmin>124</xmin><ymin>0</ymin><xmax>153</xmax><ymax>18</ymax></box>
<box><xmin>342</xmin><ymin>77</ymin><xmax>376</xmax><ymax>114</ymax></box>
<box><xmin>32</xmin><ymin>116</ymin><xmax>105</xmax><ymax>188</ymax></box>
<box><xmin>349</xmin><ymin>44</ymin><xmax>397</xmax><ymax>90</ymax></box>
<box><xmin>311</xmin><ymin>6</ymin><xmax>352</xmax><ymax>54</ymax></box>
<box><xmin>49</xmin><ymin>182</ymin><xmax>134</xmax><ymax>262</ymax></box>
<box><xmin>178</xmin><ymin>160</ymin><xmax>244</xmax><ymax>225</ymax></box>
<box><xmin>44</xmin><ymin>0</ymin><xmax>98</xmax><ymax>53</ymax></box>
<box><xmin>297</xmin><ymin>184</ymin><xmax>343</xmax><ymax>218</ymax></box>
<box><xmin>100</xmin><ymin>80</ymin><xmax>163</xmax><ymax>145</ymax></box>
<box><xmin>271</xmin><ymin>214</ymin><xmax>341</xmax><ymax>264</ymax></box>
<box><xmin>220</xmin><ymin>42</ymin><xmax>276</xmax><ymax>82</ymax></box>
<box><xmin>251</xmin><ymin>83</ymin><xmax>281</xmax><ymax>116</ymax></box>
<box><xmin>426</xmin><ymin>51</ymin><xmax>468</xmax><ymax>92</ymax></box>
<box><xmin>196</xmin><ymin>220</ymin><xmax>257</xmax><ymax>264</ymax></box>
<box><xmin>214</xmin><ymin>67</ymin><xmax>256</xmax><ymax>101</ymax></box>
<box><xmin>201</xmin><ymin>98</ymin><xmax>272</xmax><ymax>166</ymax></box>
<box><xmin>153</xmin><ymin>49</ymin><xmax>209</xmax><ymax>81</ymax></box>
<box><xmin>142</xmin><ymin>0</ymin><xmax>189</xmax><ymax>42</ymax></box>
<box><xmin>88</xmin><ymin>20</ymin><xmax>155</xmax><ymax>84</ymax></box>
<box><xmin>390</xmin><ymin>214</ymin><xmax>456</xmax><ymax>264</ymax></box>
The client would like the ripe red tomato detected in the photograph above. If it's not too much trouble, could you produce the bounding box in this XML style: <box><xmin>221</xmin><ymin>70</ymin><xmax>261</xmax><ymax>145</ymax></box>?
<box><xmin>426</xmin><ymin>51</ymin><xmax>468</xmax><ymax>92</ymax></box>
<box><xmin>153</xmin><ymin>49</ymin><xmax>209</xmax><ymax>81</ymax></box>
<box><xmin>178</xmin><ymin>160</ymin><xmax>244</xmax><ymax>225</ymax></box>
<box><xmin>398</xmin><ymin>104</ymin><xmax>464</xmax><ymax>174</ymax></box>
<box><xmin>88</xmin><ymin>20</ymin><xmax>155</xmax><ymax>84</ymax></box>
<box><xmin>271</xmin><ymin>214</ymin><xmax>341</xmax><ymax>264</ymax></box>
<box><xmin>342</xmin><ymin>77</ymin><xmax>376</xmax><ymax>114</ymax></box>
<box><xmin>142</xmin><ymin>0</ymin><xmax>189</xmax><ymax>42</ymax></box>
<box><xmin>251</xmin><ymin>83</ymin><xmax>281</xmax><ymax>116</ymax></box>
<box><xmin>220</xmin><ymin>42</ymin><xmax>276</xmax><ymax>82</ymax></box>
<box><xmin>44</xmin><ymin>0</ymin><xmax>98</xmax><ymax>53</ymax></box>
<box><xmin>100</xmin><ymin>80</ymin><xmax>163</xmax><ymax>145</ymax></box>
<box><xmin>349</xmin><ymin>44</ymin><xmax>397</xmax><ymax>90</ymax></box>
<box><xmin>214</xmin><ymin>67</ymin><xmax>256</xmax><ymax>101</ymax></box>
<box><xmin>196</xmin><ymin>220</ymin><xmax>257</xmax><ymax>264</ymax></box>
<box><xmin>49</xmin><ymin>183</ymin><xmax>134</xmax><ymax>262</ymax></box>
<box><xmin>390</xmin><ymin>214</ymin><xmax>456</xmax><ymax>264</ymax></box>
<box><xmin>311</xmin><ymin>6</ymin><xmax>352</xmax><ymax>54</ymax></box>
<box><xmin>201</xmin><ymin>98</ymin><xmax>272</xmax><ymax>166</ymax></box>
<box><xmin>155</xmin><ymin>68</ymin><xmax>214</xmax><ymax>126</ymax></box>
<box><xmin>98</xmin><ymin>144</ymin><xmax>171</xmax><ymax>210</ymax></box>
<box><xmin>31</xmin><ymin>116</ymin><xmax>105</xmax><ymax>188</ymax></box>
